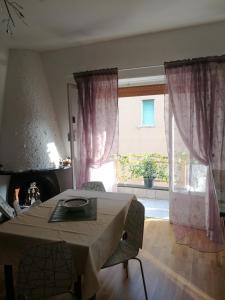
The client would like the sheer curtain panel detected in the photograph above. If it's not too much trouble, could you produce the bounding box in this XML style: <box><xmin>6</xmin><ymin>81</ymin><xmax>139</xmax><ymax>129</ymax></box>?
<box><xmin>74</xmin><ymin>68</ymin><xmax>118</xmax><ymax>189</ymax></box>
<box><xmin>165</xmin><ymin>56</ymin><xmax>225</xmax><ymax>251</ymax></box>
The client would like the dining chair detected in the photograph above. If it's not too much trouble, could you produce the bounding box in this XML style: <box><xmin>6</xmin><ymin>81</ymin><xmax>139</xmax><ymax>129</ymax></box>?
<box><xmin>102</xmin><ymin>200</ymin><xmax>148</xmax><ymax>300</ymax></box>
<box><xmin>16</xmin><ymin>241</ymin><xmax>80</xmax><ymax>300</ymax></box>
<box><xmin>81</xmin><ymin>181</ymin><xmax>106</xmax><ymax>192</ymax></box>
<box><xmin>0</xmin><ymin>195</ymin><xmax>16</xmax><ymax>221</ymax></box>
<box><xmin>13</xmin><ymin>199</ymin><xmax>42</xmax><ymax>215</ymax></box>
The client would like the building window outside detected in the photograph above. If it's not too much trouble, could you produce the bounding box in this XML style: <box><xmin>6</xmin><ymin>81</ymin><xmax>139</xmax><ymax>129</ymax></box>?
<box><xmin>142</xmin><ymin>99</ymin><xmax>155</xmax><ymax>126</ymax></box>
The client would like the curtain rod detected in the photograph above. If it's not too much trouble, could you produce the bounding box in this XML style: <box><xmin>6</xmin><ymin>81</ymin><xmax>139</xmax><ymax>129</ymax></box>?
<box><xmin>67</xmin><ymin>64</ymin><xmax>164</xmax><ymax>79</ymax></box>
<box><xmin>119</xmin><ymin>64</ymin><xmax>164</xmax><ymax>72</ymax></box>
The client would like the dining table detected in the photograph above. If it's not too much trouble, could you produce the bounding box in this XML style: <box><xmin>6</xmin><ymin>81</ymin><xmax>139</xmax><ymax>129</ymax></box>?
<box><xmin>0</xmin><ymin>189</ymin><xmax>137</xmax><ymax>300</ymax></box>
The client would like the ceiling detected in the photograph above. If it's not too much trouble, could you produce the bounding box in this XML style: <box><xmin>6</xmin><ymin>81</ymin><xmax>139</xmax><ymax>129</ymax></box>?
<box><xmin>0</xmin><ymin>0</ymin><xmax>225</xmax><ymax>50</ymax></box>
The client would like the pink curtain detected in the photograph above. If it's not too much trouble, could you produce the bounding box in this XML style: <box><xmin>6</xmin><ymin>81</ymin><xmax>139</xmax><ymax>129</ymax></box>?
<box><xmin>74</xmin><ymin>68</ymin><xmax>118</xmax><ymax>188</ymax></box>
<box><xmin>165</xmin><ymin>56</ymin><xmax>225</xmax><ymax>250</ymax></box>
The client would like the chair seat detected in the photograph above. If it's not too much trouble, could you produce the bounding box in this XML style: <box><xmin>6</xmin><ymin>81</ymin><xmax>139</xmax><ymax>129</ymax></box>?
<box><xmin>103</xmin><ymin>240</ymin><xmax>139</xmax><ymax>268</ymax></box>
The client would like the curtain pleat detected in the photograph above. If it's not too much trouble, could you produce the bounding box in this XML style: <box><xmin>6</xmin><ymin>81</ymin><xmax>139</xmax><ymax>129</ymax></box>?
<box><xmin>165</xmin><ymin>55</ymin><xmax>225</xmax><ymax>251</ymax></box>
<box><xmin>74</xmin><ymin>68</ymin><xmax>118</xmax><ymax>188</ymax></box>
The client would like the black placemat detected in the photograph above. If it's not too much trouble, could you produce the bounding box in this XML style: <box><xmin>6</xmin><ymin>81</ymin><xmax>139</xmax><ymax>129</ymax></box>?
<box><xmin>48</xmin><ymin>198</ymin><xmax>97</xmax><ymax>222</ymax></box>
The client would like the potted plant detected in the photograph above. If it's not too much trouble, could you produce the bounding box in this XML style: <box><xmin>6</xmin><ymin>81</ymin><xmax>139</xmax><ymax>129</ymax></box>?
<box><xmin>130</xmin><ymin>157</ymin><xmax>159</xmax><ymax>188</ymax></box>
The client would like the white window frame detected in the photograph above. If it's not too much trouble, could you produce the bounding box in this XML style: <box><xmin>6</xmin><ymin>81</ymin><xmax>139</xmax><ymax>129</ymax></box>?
<box><xmin>140</xmin><ymin>99</ymin><xmax>155</xmax><ymax>127</ymax></box>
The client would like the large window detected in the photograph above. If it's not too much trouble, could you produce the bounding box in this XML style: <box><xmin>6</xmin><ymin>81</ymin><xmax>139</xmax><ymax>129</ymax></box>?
<box><xmin>142</xmin><ymin>99</ymin><xmax>155</xmax><ymax>126</ymax></box>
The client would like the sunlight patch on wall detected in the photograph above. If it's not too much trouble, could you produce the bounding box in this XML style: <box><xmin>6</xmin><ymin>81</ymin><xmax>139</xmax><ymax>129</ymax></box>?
<box><xmin>47</xmin><ymin>142</ymin><xmax>61</xmax><ymax>168</ymax></box>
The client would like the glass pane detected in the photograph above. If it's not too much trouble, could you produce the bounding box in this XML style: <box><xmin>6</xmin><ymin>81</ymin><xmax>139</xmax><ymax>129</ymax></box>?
<box><xmin>190</xmin><ymin>163</ymin><xmax>207</xmax><ymax>192</ymax></box>
<box><xmin>172</xmin><ymin>118</ymin><xmax>207</xmax><ymax>193</ymax></box>
<box><xmin>143</xmin><ymin>100</ymin><xmax>154</xmax><ymax>126</ymax></box>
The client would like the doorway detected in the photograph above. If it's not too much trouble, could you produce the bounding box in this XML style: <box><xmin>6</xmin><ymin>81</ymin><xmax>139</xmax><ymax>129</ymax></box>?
<box><xmin>117</xmin><ymin>83</ymin><xmax>169</xmax><ymax>219</ymax></box>
<box><xmin>68</xmin><ymin>80</ymin><xmax>170</xmax><ymax>219</ymax></box>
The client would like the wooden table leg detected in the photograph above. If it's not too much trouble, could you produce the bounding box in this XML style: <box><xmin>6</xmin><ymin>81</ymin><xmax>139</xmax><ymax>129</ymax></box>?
<box><xmin>4</xmin><ymin>265</ymin><xmax>15</xmax><ymax>300</ymax></box>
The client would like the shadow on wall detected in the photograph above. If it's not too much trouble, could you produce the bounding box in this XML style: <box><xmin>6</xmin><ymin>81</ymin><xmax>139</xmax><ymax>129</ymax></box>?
<box><xmin>47</xmin><ymin>142</ymin><xmax>61</xmax><ymax>168</ymax></box>
<box><xmin>0</xmin><ymin>48</ymin><xmax>8</xmax><ymax>126</ymax></box>
<box><xmin>0</xmin><ymin>49</ymin><xmax>9</xmax><ymax>200</ymax></box>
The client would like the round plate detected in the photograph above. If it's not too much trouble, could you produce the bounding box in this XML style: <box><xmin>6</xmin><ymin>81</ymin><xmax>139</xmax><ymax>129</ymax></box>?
<box><xmin>62</xmin><ymin>197</ymin><xmax>89</xmax><ymax>211</ymax></box>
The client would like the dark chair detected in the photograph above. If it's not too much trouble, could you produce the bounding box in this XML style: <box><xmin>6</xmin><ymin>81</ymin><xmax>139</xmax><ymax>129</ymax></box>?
<box><xmin>102</xmin><ymin>200</ymin><xmax>148</xmax><ymax>300</ymax></box>
<box><xmin>81</xmin><ymin>181</ymin><xmax>106</xmax><ymax>192</ymax></box>
<box><xmin>16</xmin><ymin>241</ymin><xmax>79</xmax><ymax>300</ymax></box>
<box><xmin>13</xmin><ymin>199</ymin><xmax>42</xmax><ymax>215</ymax></box>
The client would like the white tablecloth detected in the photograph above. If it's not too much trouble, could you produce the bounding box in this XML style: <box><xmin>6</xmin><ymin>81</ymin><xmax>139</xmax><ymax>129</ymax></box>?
<box><xmin>0</xmin><ymin>189</ymin><xmax>136</xmax><ymax>299</ymax></box>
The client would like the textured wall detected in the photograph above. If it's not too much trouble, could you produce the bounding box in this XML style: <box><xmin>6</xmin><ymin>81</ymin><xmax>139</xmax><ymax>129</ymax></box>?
<box><xmin>0</xmin><ymin>50</ymin><xmax>65</xmax><ymax>171</ymax></box>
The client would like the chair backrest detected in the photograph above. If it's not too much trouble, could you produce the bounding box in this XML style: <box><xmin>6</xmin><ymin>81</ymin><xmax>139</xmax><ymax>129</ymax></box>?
<box><xmin>0</xmin><ymin>195</ymin><xmax>15</xmax><ymax>220</ymax></box>
<box><xmin>81</xmin><ymin>181</ymin><xmax>106</xmax><ymax>192</ymax></box>
<box><xmin>124</xmin><ymin>200</ymin><xmax>145</xmax><ymax>250</ymax></box>
<box><xmin>13</xmin><ymin>199</ymin><xmax>42</xmax><ymax>216</ymax></box>
<box><xmin>16</xmin><ymin>241</ymin><xmax>76</xmax><ymax>300</ymax></box>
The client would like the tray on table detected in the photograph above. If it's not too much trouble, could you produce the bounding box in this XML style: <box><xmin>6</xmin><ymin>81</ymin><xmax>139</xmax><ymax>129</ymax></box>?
<box><xmin>48</xmin><ymin>198</ymin><xmax>97</xmax><ymax>222</ymax></box>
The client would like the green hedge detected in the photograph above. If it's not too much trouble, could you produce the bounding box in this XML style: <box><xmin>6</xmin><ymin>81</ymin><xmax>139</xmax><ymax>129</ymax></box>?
<box><xmin>116</xmin><ymin>153</ymin><xmax>169</xmax><ymax>183</ymax></box>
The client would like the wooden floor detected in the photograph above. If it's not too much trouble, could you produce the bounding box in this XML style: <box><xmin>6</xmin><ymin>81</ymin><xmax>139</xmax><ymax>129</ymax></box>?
<box><xmin>1</xmin><ymin>219</ymin><xmax>225</xmax><ymax>300</ymax></box>
<box><xmin>97</xmin><ymin>219</ymin><xmax>225</xmax><ymax>300</ymax></box>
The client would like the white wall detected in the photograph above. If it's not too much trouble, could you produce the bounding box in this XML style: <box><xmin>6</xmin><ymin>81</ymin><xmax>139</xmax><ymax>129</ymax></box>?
<box><xmin>119</xmin><ymin>95</ymin><xmax>167</xmax><ymax>155</ymax></box>
<box><xmin>41</xmin><ymin>21</ymin><xmax>225</xmax><ymax>155</ymax></box>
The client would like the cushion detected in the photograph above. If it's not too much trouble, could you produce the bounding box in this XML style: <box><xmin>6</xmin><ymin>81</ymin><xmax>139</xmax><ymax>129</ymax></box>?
<box><xmin>0</xmin><ymin>195</ymin><xmax>15</xmax><ymax>219</ymax></box>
